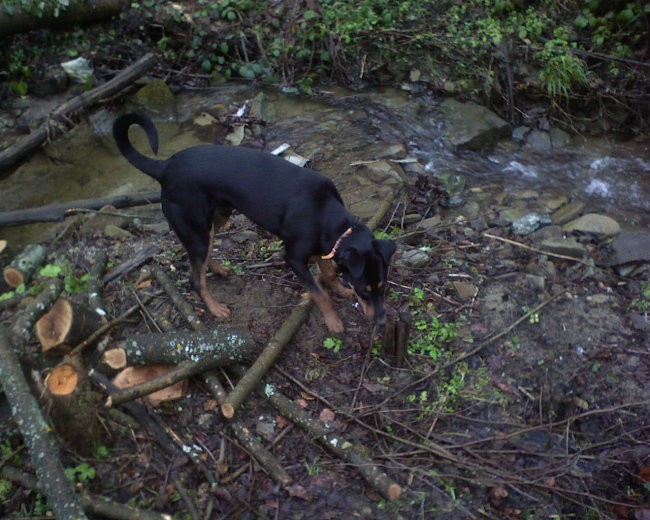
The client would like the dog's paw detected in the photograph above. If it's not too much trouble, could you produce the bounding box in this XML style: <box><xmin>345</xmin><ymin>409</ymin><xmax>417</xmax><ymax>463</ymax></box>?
<box><xmin>206</xmin><ymin>300</ymin><xmax>232</xmax><ymax>321</ymax></box>
<box><xmin>208</xmin><ymin>260</ymin><xmax>232</xmax><ymax>278</ymax></box>
<box><xmin>323</xmin><ymin>313</ymin><xmax>345</xmax><ymax>334</ymax></box>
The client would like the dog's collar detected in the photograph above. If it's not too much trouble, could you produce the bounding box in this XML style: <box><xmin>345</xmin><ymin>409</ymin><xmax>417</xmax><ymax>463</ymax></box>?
<box><xmin>321</xmin><ymin>227</ymin><xmax>353</xmax><ymax>260</ymax></box>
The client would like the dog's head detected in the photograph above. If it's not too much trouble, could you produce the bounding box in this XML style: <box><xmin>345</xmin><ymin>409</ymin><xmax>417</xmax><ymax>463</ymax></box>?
<box><xmin>336</xmin><ymin>231</ymin><xmax>396</xmax><ymax>325</ymax></box>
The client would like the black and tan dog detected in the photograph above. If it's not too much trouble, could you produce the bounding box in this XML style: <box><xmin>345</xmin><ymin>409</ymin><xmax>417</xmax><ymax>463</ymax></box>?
<box><xmin>113</xmin><ymin>112</ymin><xmax>395</xmax><ymax>332</ymax></box>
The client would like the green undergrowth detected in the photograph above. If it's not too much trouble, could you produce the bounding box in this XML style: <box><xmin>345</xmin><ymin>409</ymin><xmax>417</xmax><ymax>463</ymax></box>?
<box><xmin>1</xmin><ymin>0</ymin><xmax>647</xmax><ymax>129</ymax></box>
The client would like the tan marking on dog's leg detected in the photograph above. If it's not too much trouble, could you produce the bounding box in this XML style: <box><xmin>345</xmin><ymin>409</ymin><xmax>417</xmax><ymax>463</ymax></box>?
<box><xmin>207</xmin><ymin>214</ymin><xmax>232</xmax><ymax>277</ymax></box>
<box><xmin>317</xmin><ymin>258</ymin><xmax>354</xmax><ymax>298</ymax></box>
<box><xmin>310</xmin><ymin>290</ymin><xmax>344</xmax><ymax>333</ymax></box>
<box><xmin>191</xmin><ymin>257</ymin><xmax>231</xmax><ymax>320</ymax></box>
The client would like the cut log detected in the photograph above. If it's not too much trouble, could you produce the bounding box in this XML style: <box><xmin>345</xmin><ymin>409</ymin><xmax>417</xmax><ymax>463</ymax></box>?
<box><xmin>0</xmin><ymin>190</ymin><xmax>160</xmax><ymax>228</ymax></box>
<box><xmin>45</xmin><ymin>358</ymin><xmax>100</xmax><ymax>455</ymax></box>
<box><xmin>36</xmin><ymin>298</ymin><xmax>105</xmax><ymax>355</ymax></box>
<box><xmin>104</xmin><ymin>328</ymin><xmax>256</xmax><ymax>370</ymax></box>
<box><xmin>112</xmin><ymin>365</ymin><xmax>188</xmax><ymax>407</ymax></box>
<box><xmin>3</xmin><ymin>243</ymin><xmax>47</xmax><ymax>287</ymax></box>
<box><xmin>0</xmin><ymin>52</ymin><xmax>155</xmax><ymax>174</ymax></box>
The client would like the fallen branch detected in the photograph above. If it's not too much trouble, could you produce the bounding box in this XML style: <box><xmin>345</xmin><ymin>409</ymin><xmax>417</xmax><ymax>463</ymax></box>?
<box><xmin>0</xmin><ymin>325</ymin><xmax>88</xmax><ymax>519</ymax></box>
<box><xmin>0</xmin><ymin>191</ymin><xmax>161</xmax><ymax>228</ymax></box>
<box><xmin>87</xmin><ymin>249</ymin><xmax>108</xmax><ymax>317</ymax></box>
<box><xmin>482</xmin><ymin>232</ymin><xmax>594</xmax><ymax>267</ymax></box>
<box><xmin>104</xmin><ymin>327</ymin><xmax>256</xmax><ymax>369</ymax></box>
<box><xmin>3</xmin><ymin>244</ymin><xmax>47</xmax><ymax>288</ymax></box>
<box><xmin>232</xmin><ymin>365</ymin><xmax>402</xmax><ymax>501</ymax></box>
<box><xmin>103</xmin><ymin>244</ymin><xmax>159</xmax><ymax>284</ymax></box>
<box><xmin>221</xmin><ymin>297</ymin><xmax>312</xmax><ymax>419</ymax></box>
<box><xmin>12</xmin><ymin>278</ymin><xmax>63</xmax><ymax>347</ymax></box>
<box><xmin>1</xmin><ymin>465</ymin><xmax>171</xmax><ymax>520</ymax></box>
<box><xmin>0</xmin><ymin>52</ymin><xmax>156</xmax><ymax>173</ymax></box>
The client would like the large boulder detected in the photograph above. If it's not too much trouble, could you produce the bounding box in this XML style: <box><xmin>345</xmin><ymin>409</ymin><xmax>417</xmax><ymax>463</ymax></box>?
<box><xmin>439</xmin><ymin>99</ymin><xmax>510</xmax><ymax>151</ymax></box>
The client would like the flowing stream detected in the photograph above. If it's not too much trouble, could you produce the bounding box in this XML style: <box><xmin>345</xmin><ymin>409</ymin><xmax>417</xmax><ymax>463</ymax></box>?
<box><xmin>1</xmin><ymin>84</ymin><xmax>648</xmax><ymax>247</ymax></box>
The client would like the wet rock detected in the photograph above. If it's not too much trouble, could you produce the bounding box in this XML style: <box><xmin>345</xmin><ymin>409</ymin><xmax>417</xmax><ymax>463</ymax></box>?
<box><xmin>525</xmin><ymin>130</ymin><xmax>552</xmax><ymax>151</ymax></box>
<box><xmin>494</xmin><ymin>207</ymin><xmax>527</xmax><ymax>226</ymax></box>
<box><xmin>607</xmin><ymin>231</ymin><xmax>650</xmax><ymax>265</ymax></box>
<box><xmin>563</xmin><ymin>213</ymin><xmax>620</xmax><ymax>237</ymax></box>
<box><xmin>437</xmin><ymin>173</ymin><xmax>467</xmax><ymax>207</ymax></box>
<box><xmin>512</xmin><ymin>126</ymin><xmax>528</xmax><ymax>143</ymax></box>
<box><xmin>403</xmin><ymin>213</ymin><xmax>423</xmax><ymax>225</ymax></box>
<box><xmin>529</xmin><ymin>225</ymin><xmax>564</xmax><ymax>243</ymax></box>
<box><xmin>512</xmin><ymin>213</ymin><xmax>551</xmax><ymax>235</ymax></box>
<box><xmin>550</xmin><ymin>127</ymin><xmax>572</xmax><ymax>148</ymax></box>
<box><xmin>132</xmin><ymin>79</ymin><xmax>176</xmax><ymax>116</ymax></box>
<box><xmin>255</xmin><ymin>415</ymin><xmax>276</xmax><ymax>441</ymax></box>
<box><xmin>451</xmin><ymin>281</ymin><xmax>477</xmax><ymax>300</ymax></box>
<box><xmin>510</xmin><ymin>189</ymin><xmax>539</xmax><ymax>200</ymax></box>
<box><xmin>415</xmin><ymin>215</ymin><xmax>442</xmax><ymax>232</ymax></box>
<box><xmin>539</xmin><ymin>238</ymin><xmax>587</xmax><ymax>258</ymax></box>
<box><xmin>230</xmin><ymin>230</ymin><xmax>260</xmax><ymax>244</ymax></box>
<box><xmin>439</xmin><ymin>99</ymin><xmax>510</xmax><ymax>151</ymax></box>
<box><xmin>103</xmin><ymin>224</ymin><xmax>134</xmax><ymax>240</ymax></box>
<box><xmin>524</xmin><ymin>274</ymin><xmax>545</xmax><ymax>291</ymax></box>
<box><xmin>628</xmin><ymin>313</ymin><xmax>649</xmax><ymax>331</ymax></box>
<box><xmin>353</xmin><ymin>159</ymin><xmax>405</xmax><ymax>186</ymax></box>
<box><xmin>359</xmin><ymin>141</ymin><xmax>407</xmax><ymax>160</ymax></box>
<box><xmin>31</xmin><ymin>64</ymin><xmax>69</xmax><ymax>96</ymax></box>
<box><xmin>551</xmin><ymin>202</ymin><xmax>586</xmax><ymax>225</ymax></box>
<box><xmin>540</xmin><ymin>193</ymin><xmax>569</xmax><ymax>211</ymax></box>
<box><xmin>394</xmin><ymin>248</ymin><xmax>431</xmax><ymax>269</ymax></box>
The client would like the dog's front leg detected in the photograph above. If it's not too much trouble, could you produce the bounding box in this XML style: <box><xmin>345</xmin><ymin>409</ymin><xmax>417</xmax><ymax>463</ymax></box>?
<box><xmin>317</xmin><ymin>258</ymin><xmax>354</xmax><ymax>298</ymax></box>
<box><xmin>287</xmin><ymin>257</ymin><xmax>344</xmax><ymax>333</ymax></box>
<box><xmin>189</xmin><ymin>256</ymin><xmax>231</xmax><ymax>321</ymax></box>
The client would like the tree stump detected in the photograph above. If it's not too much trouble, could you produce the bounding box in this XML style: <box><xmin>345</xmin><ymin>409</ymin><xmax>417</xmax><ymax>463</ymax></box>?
<box><xmin>3</xmin><ymin>244</ymin><xmax>47</xmax><ymax>287</ymax></box>
<box><xmin>383</xmin><ymin>312</ymin><xmax>411</xmax><ymax>365</ymax></box>
<box><xmin>45</xmin><ymin>358</ymin><xmax>100</xmax><ymax>455</ymax></box>
<box><xmin>36</xmin><ymin>299</ymin><xmax>105</xmax><ymax>355</ymax></box>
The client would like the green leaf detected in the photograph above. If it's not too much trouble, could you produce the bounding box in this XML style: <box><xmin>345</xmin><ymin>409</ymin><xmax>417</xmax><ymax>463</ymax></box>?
<box><xmin>39</xmin><ymin>264</ymin><xmax>62</xmax><ymax>278</ymax></box>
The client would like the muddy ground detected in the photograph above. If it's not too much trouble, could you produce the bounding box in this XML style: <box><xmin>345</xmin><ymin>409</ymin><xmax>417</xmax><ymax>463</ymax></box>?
<box><xmin>0</xmin><ymin>14</ymin><xmax>649</xmax><ymax>520</ymax></box>
<box><xmin>1</xmin><ymin>125</ymin><xmax>649</xmax><ymax>519</ymax></box>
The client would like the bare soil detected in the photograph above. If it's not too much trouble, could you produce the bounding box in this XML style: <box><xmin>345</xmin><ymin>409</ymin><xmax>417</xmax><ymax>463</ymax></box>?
<box><xmin>2</xmin><ymin>171</ymin><xmax>648</xmax><ymax>519</ymax></box>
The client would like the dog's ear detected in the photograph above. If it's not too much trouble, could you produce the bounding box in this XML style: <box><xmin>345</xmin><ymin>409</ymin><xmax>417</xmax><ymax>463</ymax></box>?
<box><xmin>339</xmin><ymin>247</ymin><xmax>365</xmax><ymax>278</ymax></box>
<box><xmin>373</xmin><ymin>239</ymin><xmax>396</xmax><ymax>265</ymax></box>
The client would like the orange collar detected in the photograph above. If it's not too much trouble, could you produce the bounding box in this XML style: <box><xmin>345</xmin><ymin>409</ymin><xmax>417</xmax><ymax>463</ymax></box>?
<box><xmin>321</xmin><ymin>227</ymin><xmax>353</xmax><ymax>260</ymax></box>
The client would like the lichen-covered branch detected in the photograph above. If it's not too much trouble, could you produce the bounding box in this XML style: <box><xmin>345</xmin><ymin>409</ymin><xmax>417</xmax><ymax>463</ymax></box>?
<box><xmin>2</xmin><ymin>244</ymin><xmax>47</xmax><ymax>288</ymax></box>
<box><xmin>87</xmin><ymin>249</ymin><xmax>108</xmax><ymax>317</ymax></box>
<box><xmin>11</xmin><ymin>277</ymin><xmax>63</xmax><ymax>347</ymax></box>
<box><xmin>105</xmin><ymin>328</ymin><xmax>256</xmax><ymax>368</ymax></box>
<box><xmin>0</xmin><ymin>324</ymin><xmax>88</xmax><ymax>519</ymax></box>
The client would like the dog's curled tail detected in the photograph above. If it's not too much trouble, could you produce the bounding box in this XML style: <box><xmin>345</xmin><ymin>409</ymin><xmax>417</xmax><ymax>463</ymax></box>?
<box><xmin>113</xmin><ymin>112</ymin><xmax>166</xmax><ymax>181</ymax></box>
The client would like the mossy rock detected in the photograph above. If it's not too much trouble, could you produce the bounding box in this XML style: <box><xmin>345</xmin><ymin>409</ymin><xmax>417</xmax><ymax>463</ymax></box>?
<box><xmin>132</xmin><ymin>79</ymin><xmax>176</xmax><ymax>117</ymax></box>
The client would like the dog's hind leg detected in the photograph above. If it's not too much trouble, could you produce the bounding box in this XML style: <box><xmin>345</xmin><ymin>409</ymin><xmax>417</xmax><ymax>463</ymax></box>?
<box><xmin>207</xmin><ymin>211</ymin><xmax>233</xmax><ymax>277</ymax></box>
<box><xmin>164</xmin><ymin>202</ymin><xmax>231</xmax><ymax>321</ymax></box>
